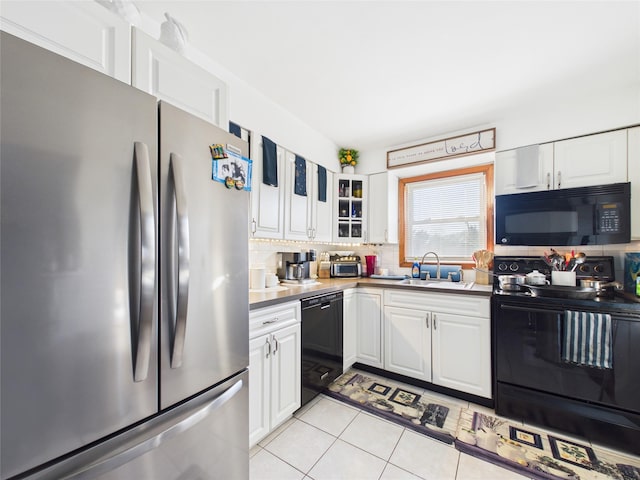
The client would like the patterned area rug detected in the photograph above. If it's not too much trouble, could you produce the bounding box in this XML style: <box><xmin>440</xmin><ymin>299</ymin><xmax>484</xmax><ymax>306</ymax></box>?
<box><xmin>324</xmin><ymin>370</ymin><xmax>463</xmax><ymax>445</ymax></box>
<box><xmin>327</xmin><ymin>370</ymin><xmax>640</xmax><ymax>480</ymax></box>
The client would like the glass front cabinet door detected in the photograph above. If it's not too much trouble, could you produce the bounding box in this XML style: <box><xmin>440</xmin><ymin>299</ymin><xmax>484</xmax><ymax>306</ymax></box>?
<box><xmin>334</xmin><ymin>174</ymin><xmax>368</xmax><ymax>243</ymax></box>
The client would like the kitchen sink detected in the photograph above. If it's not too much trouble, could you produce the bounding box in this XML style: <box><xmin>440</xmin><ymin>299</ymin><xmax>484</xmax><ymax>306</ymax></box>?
<box><xmin>399</xmin><ymin>278</ymin><xmax>474</xmax><ymax>290</ymax></box>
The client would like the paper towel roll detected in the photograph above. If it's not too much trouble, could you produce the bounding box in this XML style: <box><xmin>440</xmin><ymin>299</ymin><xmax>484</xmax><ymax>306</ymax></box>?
<box><xmin>250</xmin><ymin>267</ymin><xmax>265</xmax><ymax>290</ymax></box>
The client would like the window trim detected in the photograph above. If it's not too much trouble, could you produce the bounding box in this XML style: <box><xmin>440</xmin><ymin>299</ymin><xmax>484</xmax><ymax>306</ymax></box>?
<box><xmin>398</xmin><ymin>163</ymin><xmax>494</xmax><ymax>268</ymax></box>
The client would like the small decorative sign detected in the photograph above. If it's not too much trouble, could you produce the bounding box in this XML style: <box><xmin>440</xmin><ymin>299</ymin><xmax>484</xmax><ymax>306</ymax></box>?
<box><xmin>212</xmin><ymin>149</ymin><xmax>252</xmax><ymax>191</ymax></box>
<box><xmin>387</xmin><ymin>128</ymin><xmax>496</xmax><ymax>169</ymax></box>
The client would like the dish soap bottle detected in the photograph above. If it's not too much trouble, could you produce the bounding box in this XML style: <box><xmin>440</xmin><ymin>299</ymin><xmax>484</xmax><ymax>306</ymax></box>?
<box><xmin>412</xmin><ymin>261</ymin><xmax>420</xmax><ymax>278</ymax></box>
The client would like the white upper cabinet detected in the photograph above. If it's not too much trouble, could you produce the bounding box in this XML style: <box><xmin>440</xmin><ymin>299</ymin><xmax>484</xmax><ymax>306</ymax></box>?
<box><xmin>0</xmin><ymin>1</ymin><xmax>130</xmax><ymax>83</ymax></box>
<box><xmin>250</xmin><ymin>139</ymin><xmax>285</xmax><ymax>239</ymax></box>
<box><xmin>368</xmin><ymin>171</ymin><xmax>398</xmax><ymax>243</ymax></box>
<box><xmin>309</xmin><ymin>165</ymin><xmax>333</xmax><ymax>242</ymax></box>
<box><xmin>283</xmin><ymin>150</ymin><xmax>311</xmax><ymax>241</ymax></box>
<box><xmin>553</xmin><ymin>130</ymin><xmax>627</xmax><ymax>190</ymax></box>
<box><xmin>334</xmin><ymin>174</ymin><xmax>368</xmax><ymax>243</ymax></box>
<box><xmin>132</xmin><ymin>28</ymin><xmax>228</xmax><ymax>128</ymax></box>
<box><xmin>494</xmin><ymin>144</ymin><xmax>554</xmax><ymax>195</ymax></box>
<box><xmin>629</xmin><ymin>127</ymin><xmax>640</xmax><ymax>240</ymax></box>
<box><xmin>495</xmin><ymin>130</ymin><xmax>628</xmax><ymax>196</ymax></box>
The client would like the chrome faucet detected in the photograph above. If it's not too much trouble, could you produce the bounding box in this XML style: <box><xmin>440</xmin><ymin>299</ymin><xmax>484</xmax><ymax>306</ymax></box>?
<box><xmin>420</xmin><ymin>251</ymin><xmax>440</xmax><ymax>280</ymax></box>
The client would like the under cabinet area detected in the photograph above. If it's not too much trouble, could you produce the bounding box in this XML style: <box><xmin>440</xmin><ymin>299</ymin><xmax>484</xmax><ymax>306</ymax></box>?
<box><xmin>383</xmin><ymin>289</ymin><xmax>492</xmax><ymax>399</ymax></box>
<box><xmin>249</xmin><ymin>302</ymin><xmax>301</xmax><ymax>447</ymax></box>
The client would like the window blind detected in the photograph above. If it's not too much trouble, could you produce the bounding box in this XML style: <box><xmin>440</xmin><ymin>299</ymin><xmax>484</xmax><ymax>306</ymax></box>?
<box><xmin>405</xmin><ymin>172</ymin><xmax>486</xmax><ymax>262</ymax></box>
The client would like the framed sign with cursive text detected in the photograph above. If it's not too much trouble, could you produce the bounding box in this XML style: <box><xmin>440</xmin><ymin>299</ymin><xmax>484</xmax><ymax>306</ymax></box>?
<box><xmin>387</xmin><ymin>128</ymin><xmax>496</xmax><ymax>169</ymax></box>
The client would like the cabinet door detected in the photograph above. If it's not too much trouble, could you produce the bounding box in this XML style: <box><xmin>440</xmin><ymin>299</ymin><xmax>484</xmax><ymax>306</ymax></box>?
<box><xmin>271</xmin><ymin>323</ymin><xmax>301</xmax><ymax>428</ymax></box>
<box><xmin>628</xmin><ymin>127</ymin><xmax>640</xmax><ymax>240</ymax></box>
<box><xmin>250</xmin><ymin>139</ymin><xmax>285</xmax><ymax>239</ymax></box>
<box><xmin>249</xmin><ymin>335</ymin><xmax>271</xmax><ymax>447</ymax></box>
<box><xmin>0</xmin><ymin>1</ymin><xmax>130</xmax><ymax>83</ymax></box>
<box><xmin>311</xmin><ymin>167</ymin><xmax>333</xmax><ymax>242</ymax></box>
<box><xmin>355</xmin><ymin>290</ymin><xmax>383</xmax><ymax>368</ymax></box>
<box><xmin>384</xmin><ymin>306</ymin><xmax>431</xmax><ymax>381</ymax></box>
<box><xmin>368</xmin><ymin>172</ymin><xmax>398</xmax><ymax>243</ymax></box>
<box><xmin>283</xmin><ymin>151</ymin><xmax>311</xmax><ymax>240</ymax></box>
<box><xmin>431</xmin><ymin>312</ymin><xmax>491</xmax><ymax>399</ymax></box>
<box><xmin>494</xmin><ymin>144</ymin><xmax>554</xmax><ymax>195</ymax></box>
<box><xmin>334</xmin><ymin>174</ymin><xmax>368</xmax><ymax>242</ymax></box>
<box><xmin>132</xmin><ymin>28</ymin><xmax>228</xmax><ymax>128</ymax></box>
<box><xmin>553</xmin><ymin>130</ymin><xmax>627</xmax><ymax>189</ymax></box>
<box><xmin>343</xmin><ymin>289</ymin><xmax>357</xmax><ymax>371</ymax></box>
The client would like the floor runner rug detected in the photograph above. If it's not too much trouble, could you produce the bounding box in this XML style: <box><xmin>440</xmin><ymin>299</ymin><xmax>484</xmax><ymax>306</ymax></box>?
<box><xmin>327</xmin><ymin>370</ymin><xmax>640</xmax><ymax>480</ymax></box>
<box><xmin>456</xmin><ymin>409</ymin><xmax>640</xmax><ymax>480</ymax></box>
<box><xmin>324</xmin><ymin>370</ymin><xmax>461</xmax><ymax>445</ymax></box>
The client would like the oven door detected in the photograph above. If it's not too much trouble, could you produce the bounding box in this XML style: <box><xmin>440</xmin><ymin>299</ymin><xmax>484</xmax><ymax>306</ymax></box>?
<box><xmin>493</xmin><ymin>298</ymin><xmax>639</xmax><ymax>413</ymax></box>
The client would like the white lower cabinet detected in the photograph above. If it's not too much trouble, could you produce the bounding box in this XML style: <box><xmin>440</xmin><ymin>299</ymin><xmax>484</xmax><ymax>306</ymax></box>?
<box><xmin>431</xmin><ymin>312</ymin><xmax>491</xmax><ymax>398</ymax></box>
<box><xmin>355</xmin><ymin>288</ymin><xmax>383</xmax><ymax>368</ymax></box>
<box><xmin>249</xmin><ymin>302</ymin><xmax>301</xmax><ymax>447</ymax></box>
<box><xmin>384</xmin><ymin>306</ymin><xmax>431</xmax><ymax>381</ymax></box>
<box><xmin>343</xmin><ymin>288</ymin><xmax>357</xmax><ymax>371</ymax></box>
<box><xmin>383</xmin><ymin>289</ymin><xmax>492</xmax><ymax>399</ymax></box>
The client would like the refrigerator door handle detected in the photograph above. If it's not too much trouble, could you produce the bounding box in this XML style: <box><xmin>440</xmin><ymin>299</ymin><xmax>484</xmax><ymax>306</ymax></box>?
<box><xmin>169</xmin><ymin>153</ymin><xmax>190</xmax><ymax>369</ymax></box>
<box><xmin>133</xmin><ymin>142</ymin><xmax>156</xmax><ymax>382</ymax></box>
<box><xmin>61</xmin><ymin>379</ymin><xmax>244</xmax><ymax>479</ymax></box>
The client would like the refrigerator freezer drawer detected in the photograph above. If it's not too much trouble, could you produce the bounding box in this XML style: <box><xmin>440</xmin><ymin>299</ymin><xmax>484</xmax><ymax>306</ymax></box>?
<box><xmin>29</xmin><ymin>371</ymin><xmax>249</xmax><ymax>480</ymax></box>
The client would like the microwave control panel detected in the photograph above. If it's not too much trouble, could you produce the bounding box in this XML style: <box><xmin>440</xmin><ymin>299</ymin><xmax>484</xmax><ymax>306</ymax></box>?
<box><xmin>599</xmin><ymin>202</ymin><xmax>622</xmax><ymax>233</ymax></box>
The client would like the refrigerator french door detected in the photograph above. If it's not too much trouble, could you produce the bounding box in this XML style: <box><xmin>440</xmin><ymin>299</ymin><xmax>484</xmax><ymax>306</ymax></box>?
<box><xmin>1</xmin><ymin>32</ymin><xmax>249</xmax><ymax>479</ymax></box>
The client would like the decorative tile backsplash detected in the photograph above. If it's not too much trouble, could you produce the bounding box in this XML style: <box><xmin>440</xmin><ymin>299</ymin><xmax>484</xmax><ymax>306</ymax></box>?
<box><xmin>250</xmin><ymin>239</ymin><xmax>640</xmax><ymax>282</ymax></box>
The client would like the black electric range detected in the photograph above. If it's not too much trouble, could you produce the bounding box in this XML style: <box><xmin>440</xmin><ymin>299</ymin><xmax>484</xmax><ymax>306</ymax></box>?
<box><xmin>491</xmin><ymin>256</ymin><xmax>640</xmax><ymax>455</ymax></box>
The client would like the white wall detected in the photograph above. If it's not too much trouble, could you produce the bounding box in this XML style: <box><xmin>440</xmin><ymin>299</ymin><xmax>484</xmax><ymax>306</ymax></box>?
<box><xmin>357</xmin><ymin>83</ymin><xmax>639</xmax><ymax>175</ymax></box>
<box><xmin>137</xmin><ymin>13</ymin><xmax>340</xmax><ymax>172</ymax></box>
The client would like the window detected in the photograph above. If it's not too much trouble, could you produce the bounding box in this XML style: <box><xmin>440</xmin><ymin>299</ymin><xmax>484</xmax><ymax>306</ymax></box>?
<box><xmin>399</xmin><ymin>164</ymin><xmax>493</xmax><ymax>266</ymax></box>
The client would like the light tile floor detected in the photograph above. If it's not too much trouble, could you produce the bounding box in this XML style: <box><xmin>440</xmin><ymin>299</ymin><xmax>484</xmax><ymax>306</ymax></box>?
<box><xmin>250</xmin><ymin>374</ymin><xmax>639</xmax><ymax>480</ymax></box>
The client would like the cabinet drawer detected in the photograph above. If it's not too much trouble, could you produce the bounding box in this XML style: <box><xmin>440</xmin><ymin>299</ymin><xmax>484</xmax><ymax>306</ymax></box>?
<box><xmin>250</xmin><ymin>301</ymin><xmax>300</xmax><ymax>338</ymax></box>
<box><xmin>384</xmin><ymin>289</ymin><xmax>489</xmax><ymax>318</ymax></box>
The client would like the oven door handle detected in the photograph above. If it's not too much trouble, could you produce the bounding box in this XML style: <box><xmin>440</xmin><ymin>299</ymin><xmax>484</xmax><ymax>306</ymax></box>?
<box><xmin>499</xmin><ymin>304</ymin><xmax>562</xmax><ymax>315</ymax></box>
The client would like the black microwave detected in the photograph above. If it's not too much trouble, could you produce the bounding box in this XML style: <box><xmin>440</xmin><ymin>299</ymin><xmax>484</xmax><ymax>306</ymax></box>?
<box><xmin>495</xmin><ymin>182</ymin><xmax>631</xmax><ymax>246</ymax></box>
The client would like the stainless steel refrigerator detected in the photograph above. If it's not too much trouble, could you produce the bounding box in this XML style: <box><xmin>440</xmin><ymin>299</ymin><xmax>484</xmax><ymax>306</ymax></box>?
<box><xmin>0</xmin><ymin>32</ymin><xmax>249</xmax><ymax>479</ymax></box>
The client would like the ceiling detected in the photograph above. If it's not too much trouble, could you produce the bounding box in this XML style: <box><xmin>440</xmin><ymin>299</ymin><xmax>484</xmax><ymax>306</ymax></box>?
<box><xmin>135</xmin><ymin>1</ymin><xmax>640</xmax><ymax>151</ymax></box>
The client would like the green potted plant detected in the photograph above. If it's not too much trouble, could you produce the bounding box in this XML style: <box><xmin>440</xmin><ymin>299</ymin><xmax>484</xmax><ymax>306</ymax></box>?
<box><xmin>339</xmin><ymin>148</ymin><xmax>358</xmax><ymax>173</ymax></box>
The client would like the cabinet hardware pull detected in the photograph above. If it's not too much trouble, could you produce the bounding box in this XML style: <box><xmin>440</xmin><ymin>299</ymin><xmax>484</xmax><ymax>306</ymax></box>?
<box><xmin>546</xmin><ymin>172</ymin><xmax>551</xmax><ymax>190</ymax></box>
<box><xmin>265</xmin><ymin>337</ymin><xmax>271</xmax><ymax>358</ymax></box>
<box><xmin>433</xmin><ymin>314</ymin><xmax>437</xmax><ymax>329</ymax></box>
<box><xmin>273</xmin><ymin>337</ymin><xmax>279</xmax><ymax>354</ymax></box>
<box><xmin>557</xmin><ymin>171</ymin><xmax>561</xmax><ymax>189</ymax></box>
<box><xmin>251</xmin><ymin>219</ymin><xmax>257</xmax><ymax>235</ymax></box>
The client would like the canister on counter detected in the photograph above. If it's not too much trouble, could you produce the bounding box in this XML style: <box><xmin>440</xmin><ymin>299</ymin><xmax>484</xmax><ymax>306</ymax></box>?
<box><xmin>624</xmin><ymin>252</ymin><xmax>640</xmax><ymax>295</ymax></box>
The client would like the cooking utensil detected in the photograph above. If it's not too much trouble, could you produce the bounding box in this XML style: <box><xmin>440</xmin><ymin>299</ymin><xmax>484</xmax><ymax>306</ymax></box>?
<box><xmin>570</xmin><ymin>252</ymin><xmax>586</xmax><ymax>272</ymax></box>
<box><xmin>526</xmin><ymin>284</ymin><xmax>597</xmax><ymax>300</ymax></box>
<box><xmin>498</xmin><ymin>274</ymin><xmax>527</xmax><ymax>291</ymax></box>
<box><xmin>579</xmin><ymin>279</ymin><xmax>623</xmax><ymax>293</ymax></box>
